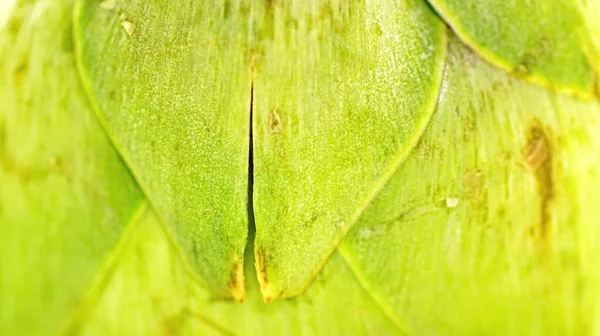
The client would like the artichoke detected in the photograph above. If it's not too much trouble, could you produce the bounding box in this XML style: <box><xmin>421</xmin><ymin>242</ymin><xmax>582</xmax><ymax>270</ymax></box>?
<box><xmin>1</xmin><ymin>0</ymin><xmax>599</xmax><ymax>335</ymax></box>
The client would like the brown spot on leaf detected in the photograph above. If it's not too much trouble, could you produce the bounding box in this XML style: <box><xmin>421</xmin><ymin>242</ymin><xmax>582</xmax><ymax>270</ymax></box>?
<box><xmin>228</xmin><ymin>259</ymin><xmax>245</xmax><ymax>302</ymax></box>
<box><xmin>256</xmin><ymin>248</ymin><xmax>268</xmax><ymax>286</ymax></box>
<box><xmin>523</xmin><ymin>123</ymin><xmax>554</xmax><ymax>249</ymax></box>
<box><xmin>265</xmin><ymin>0</ymin><xmax>279</xmax><ymax>8</ymax></box>
<box><xmin>255</xmin><ymin>247</ymin><xmax>282</xmax><ymax>302</ymax></box>
<box><xmin>463</xmin><ymin>168</ymin><xmax>484</xmax><ymax>206</ymax></box>
<box><xmin>268</xmin><ymin>109</ymin><xmax>282</xmax><ymax>134</ymax></box>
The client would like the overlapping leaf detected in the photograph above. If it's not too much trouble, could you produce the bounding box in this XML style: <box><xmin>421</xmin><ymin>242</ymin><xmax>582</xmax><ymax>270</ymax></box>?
<box><xmin>73</xmin><ymin>214</ymin><xmax>403</xmax><ymax>336</ymax></box>
<box><xmin>250</xmin><ymin>0</ymin><xmax>446</xmax><ymax>299</ymax></box>
<box><xmin>75</xmin><ymin>0</ymin><xmax>252</xmax><ymax>299</ymax></box>
<box><xmin>75</xmin><ymin>0</ymin><xmax>447</xmax><ymax>301</ymax></box>
<box><xmin>426</xmin><ymin>0</ymin><xmax>599</xmax><ymax>97</ymax></box>
<box><xmin>341</xmin><ymin>35</ymin><xmax>600</xmax><ymax>335</ymax></box>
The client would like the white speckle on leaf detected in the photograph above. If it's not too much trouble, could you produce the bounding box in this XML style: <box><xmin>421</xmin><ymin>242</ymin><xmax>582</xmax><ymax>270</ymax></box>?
<box><xmin>446</xmin><ymin>197</ymin><xmax>459</xmax><ymax>208</ymax></box>
<box><xmin>121</xmin><ymin>20</ymin><xmax>135</xmax><ymax>36</ymax></box>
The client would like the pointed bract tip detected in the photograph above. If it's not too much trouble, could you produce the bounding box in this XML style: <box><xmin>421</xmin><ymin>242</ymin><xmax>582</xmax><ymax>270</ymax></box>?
<box><xmin>228</xmin><ymin>259</ymin><xmax>245</xmax><ymax>302</ymax></box>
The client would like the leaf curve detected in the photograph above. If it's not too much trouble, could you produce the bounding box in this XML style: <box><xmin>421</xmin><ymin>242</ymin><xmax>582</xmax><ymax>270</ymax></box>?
<box><xmin>426</xmin><ymin>0</ymin><xmax>598</xmax><ymax>98</ymax></box>
<box><xmin>251</xmin><ymin>0</ymin><xmax>446</xmax><ymax>300</ymax></box>
<box><xmin>0</xmin><ymin>0</ymin><xmax>145</xmax><ymax>334</ymax></box>
<box><xmin>74</xmin><ymin>0</ymin><xmax>252</xmax><ymax>299</ymax></box>
<box><xmin>340</xmin><ymin>34</ymin><xmax>600</xmax><ymax>335</ymax></box>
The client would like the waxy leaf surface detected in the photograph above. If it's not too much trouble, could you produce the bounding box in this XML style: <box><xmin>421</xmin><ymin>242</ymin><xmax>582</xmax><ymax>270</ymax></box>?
<box><xmin>251</xmin><ymin>0</ymin><xmax>446</xmax><ymax>299</ymax></box>
<box><xmin>427</xmin><ymin>0</ymin><xmax>598</xmax><ymax>97</ymax></box>
<box><xmin>75</xmin><ymin>0</ymin><xmax>252</xmax><ymax>298</ymax></box>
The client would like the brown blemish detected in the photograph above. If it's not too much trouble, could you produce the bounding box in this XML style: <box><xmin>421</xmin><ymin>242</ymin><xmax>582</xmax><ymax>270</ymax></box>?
<box><xmin>463</xmin><ymin>168</ymin><xmax>484</xmax><ymax>206</ymax></box>
<box><xmin>522</xmin><ymin>123</ymin><xmax>554</xmax><ymax>248</ymax></box>
<box><xmin>268</xmin><ymin>109</ymin><xmax>282</xmax><ymax>134</ymax></box>
<box><xmin>0</xmin><ymin>122</ymin><xmax>50</xmax><ymax>181</ymax></box>
<box><xmin>256</xmin><ymin>248</ymin><xmax>268</xmax><ymax>286</ymax></box>
<box><xmin>228</xmin><ymin>259</ymin><xmax>245</xmax><ymax>302</ymax></box>
<box><xmin>515</xmin><ymin>38</ymin><xmax>551</xmax><ymax>76</ymax></box>
<box><xmin>265</xmin><ymin>0</ymin><xmax>279</xmax><ymax>8</ymax></box>
<box><xmin>255</xmin><ymin>247</ymin><xmax>282</xmax><ymax>303</ymax></box>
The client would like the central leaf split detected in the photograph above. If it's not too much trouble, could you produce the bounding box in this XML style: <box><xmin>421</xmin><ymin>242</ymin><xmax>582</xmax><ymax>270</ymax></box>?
<box><xmin>75</xmin><ymin>0</ymin><xmax>445</xmax><ymax>301</ymax></box>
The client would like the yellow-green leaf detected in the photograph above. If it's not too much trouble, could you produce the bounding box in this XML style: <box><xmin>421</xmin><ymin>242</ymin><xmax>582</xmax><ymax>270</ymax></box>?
<box><xmin>251</xmin><ymin>0</ymin><xmax>446</xmax><ymax>300</ymax></box>
<box><xmin>427</xmin><ymin>0</ymin><xmax>597</xmax><ymax>97</ymax></box>
<box><xmin>340</xmin><ymin>34</ymin><xmax>600</xmax><ymax>335</ymax></box>
<box><xmin>74</xmin><ymin>0</ymin><xmax>252</xmax><ymax>299</ymax></box>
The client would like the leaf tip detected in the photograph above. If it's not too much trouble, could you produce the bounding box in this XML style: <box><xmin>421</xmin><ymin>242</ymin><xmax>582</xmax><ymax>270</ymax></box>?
<box><xmin>228</xmin><ymin>258</ymin><xmax>245</xmax><ymax>302</ymax></box>
<box><xmin>255</xmin><ymin>247</ymin><xmax>283</xmax><ymax>303</ymax></box>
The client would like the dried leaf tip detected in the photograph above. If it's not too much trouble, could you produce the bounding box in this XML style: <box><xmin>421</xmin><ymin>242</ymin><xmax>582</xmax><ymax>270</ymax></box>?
<box><xmin>255</xmin><ymin>248</ymin><xmax>281</xmax><ymax>303</ymax></box>
<box><xmin>228</xmin><ymin>259</ymin><xmax>245</xmax><ymax>302</ymax></box>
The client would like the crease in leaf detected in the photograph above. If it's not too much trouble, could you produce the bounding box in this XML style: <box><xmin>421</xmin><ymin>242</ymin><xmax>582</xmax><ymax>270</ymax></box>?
<box><xmin>251</xmin><ymin>0</ymin><xmax>447</xmax><ymax>301</ymax></box>
<box><xmin>426</xmin><ymin>0</ymin><xmax>598</xmax><ymax>99</ymax></box>
<box><xmin>74</xmin><ymin>206</ymin><xmax>239</xmax><ymax>336</ymax></box>
<box><xmin>74</xmin><ymin>0</ymin><xmax>252</xmax><ymax>300</ymax></box>
<box><xmin>340</xmin><ymin>33</ymin><xmax>600</xmax><ymax>335</ymax></box>
<box><xmin>64</xmin><ymin>202</ymin><xmax>149</xmax><ymax>335</ymax></box>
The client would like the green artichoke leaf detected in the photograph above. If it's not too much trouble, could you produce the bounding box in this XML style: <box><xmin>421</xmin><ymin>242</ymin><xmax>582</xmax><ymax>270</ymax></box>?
<box><xmin>251</xmin><ymin>0</ymin><xmax>446</xmax><ymax>300</ymax></box>
<box><xmin>73</xmin><ymin>209</ymin><xmax>404</xmax><ymax>336</ymax></box>
<box><xmin>340</xmin><ymin>34</ymin><xmax>600</xmax><ymax>335</ymax></box>
<box><xmin>0</xmin><ymin>1</ymin><xmax>145</xmax><ymax>334</ymax></box>
<box><xmin>426</xmin><ymin>0</ymin><xmax>598</xmax><ymax>98</ymax></box>
<box><xmin>75</xmin><ymin>0</ymin><xmax>252</xmax><ymax>299</ymax></box>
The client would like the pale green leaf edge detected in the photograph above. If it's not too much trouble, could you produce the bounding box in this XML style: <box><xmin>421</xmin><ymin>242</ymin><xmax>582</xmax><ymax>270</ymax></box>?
<box><xmin>426</xmin><ymin>0</ymin><xmax>599</xmax><ymax>100</ymax></box>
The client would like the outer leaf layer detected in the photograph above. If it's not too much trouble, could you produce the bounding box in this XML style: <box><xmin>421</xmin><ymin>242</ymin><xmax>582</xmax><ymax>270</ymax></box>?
<box><xmin>0</xmin><ymin>1</ymin><xmax>144</xmax><ymax>334</ymax></box>
<box><xmin>75</xmin><ymin>213</ymin><xmax>403</xmax><ymax>336</ymax></box>
<box><xmin>427</xmin><ymin>0</ymin><xmax>597</xmax><ymax>97</ymax></box>
<box><xmin>251</xmin><ymin>0</ymin><xmax>446</xmax><ymax>299</ymax></box>
<box><xmin>75</xmin><ymin>0</ymin><xmax>252</xmax><ymax>298</ymax></box>
<box><xmin>341</xmin><ymin>35</ymin><xmax>600</xmax><ymax>335</ymax></box>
